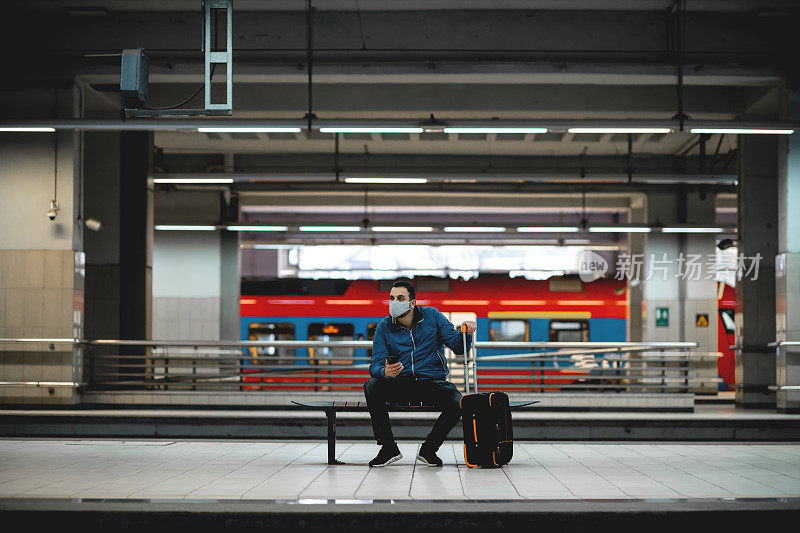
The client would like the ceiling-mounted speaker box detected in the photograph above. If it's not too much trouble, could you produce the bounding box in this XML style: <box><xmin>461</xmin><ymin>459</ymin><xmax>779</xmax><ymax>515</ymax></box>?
<box><xmin>120</xmin><ymin>47</ymin><xmax>149</xmax><ymax>108</ymax></box>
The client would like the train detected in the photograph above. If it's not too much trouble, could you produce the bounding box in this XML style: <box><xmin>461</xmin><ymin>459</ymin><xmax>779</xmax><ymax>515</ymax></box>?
<box><xmin>239</xmin><ymin>275</ymin><xmax>735</xmax><ymax>392</ymax></box>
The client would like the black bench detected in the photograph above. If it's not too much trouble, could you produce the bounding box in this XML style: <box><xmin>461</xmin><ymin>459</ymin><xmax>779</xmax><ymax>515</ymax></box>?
<box><xmin>290</xmin><ymin>399</ymin><xmax>539</xmax><ymax>464</ymax></box>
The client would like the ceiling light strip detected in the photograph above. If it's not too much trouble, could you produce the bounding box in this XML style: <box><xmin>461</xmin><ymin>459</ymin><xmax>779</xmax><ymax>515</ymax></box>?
<box><xmin>344</xmin><ymin>177</ymin><xmax>428</xmax><ymax>184</ymax></box>
<box><xmin>153</xmin><ymin>178</ymin><xmax>234</xmax><ymax>184</ymax></box>
<box><xmin>227</xmin><ymin>225</ymin><xmax>288</xmax><ymax>232</ymax></box>
<box><xmin>689</xmin><ymin>128</ymin><xmax>794</xmax><ymax>135</ymax></box>
<box><xmin>0</xmin><ymin>127</ymin><xmax>56</xmax><ymax>132</ymax></box>
<box><xmin>154</xmin><ymin>225</ymin><xmax>217</xmax><ymax>231</ymax></box>
<box><xmin>588</xmin><ymin>226</ymin><xmax>652</xmax><ymax>233</ymax></box>
<box><xmin>661</xmin><ymin>227</ymin><xmax>726</xmax><ymax>233</ymax></box>
<box><xmin>517</xmin><ymin>226</ymin><xmax>581</xmax><ymax>232</ymax></box>
<box><xmin>442</xmin><ymin>127</ymin><xmax>548</xmax><ymax>134</ymax></box>
<box><xmin>443</xmin><ymin>226</ymin><xmax>506</xmax><ymax>232</ymax></box>
<box><xmin>567</xmin><ymin>128</ymin><xmax>672</xmax><ymax>134</ymax></box>
<box><xmin>319</xmin><ymin>127</ymin><xmax>424</xmax><ymax>133</ymax></box>
<box><xmin>298</xmin><ymin>226</ymin><xmax>362</xmax><ymax>232</ymax></box>
<box><xmin>370</xmin><ymin>226</ymin><xmax>434</xmax><ymax>232</ymax></box>
<box><xmin>197</xmin><ymin>127</ymin><xmax>302</xmax><ymax>133</ymax></box>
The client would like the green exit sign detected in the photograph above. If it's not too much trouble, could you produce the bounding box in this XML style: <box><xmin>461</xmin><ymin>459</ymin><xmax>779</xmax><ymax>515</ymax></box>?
<box><xmin>655</xmin><ymin>307</ymin><xmax>669</xmax><ymax>327</ymax></box>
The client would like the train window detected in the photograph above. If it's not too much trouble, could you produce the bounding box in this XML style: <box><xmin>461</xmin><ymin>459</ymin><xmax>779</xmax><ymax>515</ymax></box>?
<box><xmin>308</xmin><ymin>323</ymin><xmax>356</xmax><ymax>363</ymax></box>
<box><xmin>719</xmin><ymin>309</ymin><xmax>735</xmax><ymax>334</ymax></box>
<box><xmin>489</xmin><ymin>319</ymin><xmax>528</xmax><ymax>342</ymax></box>
<box><xmin>367</xmin><ymin>323</ymin><xmax>379</xmax><ymax>341</ymax></box>
<box><xmin>549</xmin><ymin>320</ymin><xmax>589</xmax><ymax>342</ymax></box>
<box><xmin>248</xmin><ymin>322</ymin><xmax>295</xmax><ymax>364</ymax></box>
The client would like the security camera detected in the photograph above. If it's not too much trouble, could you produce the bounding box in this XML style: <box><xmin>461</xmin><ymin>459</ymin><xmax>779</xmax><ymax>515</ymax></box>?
<box><xmin>84</xmin><ymin>217</ymin><xmax>102</xmax><ymax>232</ymax></box>
<box><xmin>46</xmin><ymin>200</ymin><xmax>59</xmax><ymax>221</ymax></box>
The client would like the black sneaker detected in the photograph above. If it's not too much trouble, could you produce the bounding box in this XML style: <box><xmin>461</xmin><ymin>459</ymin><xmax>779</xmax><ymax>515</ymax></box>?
<box><xmin>368</xmin><ymin>444</ymin><xmax>403</xmax><ymax>467</ymax></box>
<box><xmin>416</xmin><ymin>445</ymin><xmax>443</xmax><ymax>467</ymax></box>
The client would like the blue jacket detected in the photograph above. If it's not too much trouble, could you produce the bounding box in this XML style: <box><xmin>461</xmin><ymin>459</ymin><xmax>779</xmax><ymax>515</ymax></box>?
<box><xmin>369</xmin><ymin>306</ymin><xmax>472</xmax><ymax>380</ymax></box>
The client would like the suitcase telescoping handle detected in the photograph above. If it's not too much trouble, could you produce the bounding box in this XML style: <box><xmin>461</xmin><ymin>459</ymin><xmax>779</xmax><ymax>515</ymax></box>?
<box><xmin>460</xmin><ymin>325</ymin><xmax>476</xmax><ymax>394</ymax></box>
<box><xmin>461</xmin><ymin>325</ymin><xmax>469</xmax><ymax>394</ymax></box>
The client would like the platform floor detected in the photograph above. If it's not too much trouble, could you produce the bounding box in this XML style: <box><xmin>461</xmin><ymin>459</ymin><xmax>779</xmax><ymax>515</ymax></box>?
<box><xmin>1</xmin><ymin>439</ymin><xmax>799</xmax><ymax>501</ymax></box>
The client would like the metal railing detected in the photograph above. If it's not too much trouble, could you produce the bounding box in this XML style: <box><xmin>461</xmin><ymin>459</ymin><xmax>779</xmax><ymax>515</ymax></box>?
<box><xmin>0</xmin><ymin>337</ymin><xmax>717</xmax><ymax>394</ymax></box>
<box><xmin>767</xmin><ymin>341</ymin><xmax>800</xmax><ymax>392</ymax></box>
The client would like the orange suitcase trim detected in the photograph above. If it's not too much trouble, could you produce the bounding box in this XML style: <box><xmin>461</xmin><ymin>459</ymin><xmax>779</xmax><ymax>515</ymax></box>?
<box><xmin>463</xmin><ymin>444</ymin><xmax>478</xmax><ymax>468</ymax></box>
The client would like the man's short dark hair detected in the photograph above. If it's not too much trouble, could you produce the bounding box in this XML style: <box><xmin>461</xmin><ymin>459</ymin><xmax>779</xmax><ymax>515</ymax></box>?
<box><xmin>391</xmin><ymin>280</ymin><xmax>416</xmax><ymax>300</ymax></box>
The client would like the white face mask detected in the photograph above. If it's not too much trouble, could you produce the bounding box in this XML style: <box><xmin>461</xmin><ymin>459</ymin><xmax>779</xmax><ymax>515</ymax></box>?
<box><xmin>389</xmin><ymin>299</ymin><xmax>411</xmax><ymax>318</ymax></box>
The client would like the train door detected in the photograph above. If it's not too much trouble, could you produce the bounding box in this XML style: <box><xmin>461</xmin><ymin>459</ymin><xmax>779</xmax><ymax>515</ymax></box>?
<box><xmin>548</xmin><ymin>320</ymin><xmax>589</xmax><ymax>342</ymax></box>
<box><xmin>308</xmin><ymin>322</ymin><xmax>355</xmax><ymax>390</ymax></box>
<box><xmin>718</xmin><ymin>308</ymin><xmax>735</xmax><ymax>391</ymax></box>
<box><xmin>548</xmin><ymin>319</ymin><xmax>591</xmax><ymax>389</ymax></box>
<box><xmin>245</xmin><ymin>322</ymin><xmax>295</xmax><ymax>390</ymax></box>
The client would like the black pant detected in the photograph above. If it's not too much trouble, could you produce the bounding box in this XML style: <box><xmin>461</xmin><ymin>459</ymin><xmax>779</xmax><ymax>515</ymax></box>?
<box><xmin>363</xmin><ymin>376</ymin><xmax>462</xmax><ymax>452</ymax></box>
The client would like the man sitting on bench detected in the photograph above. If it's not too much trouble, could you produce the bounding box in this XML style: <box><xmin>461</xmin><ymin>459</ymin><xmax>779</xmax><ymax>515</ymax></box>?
<box><xmin>364</xmin><ymin>280</ymin><xmax>476</xmax><ymax>467</ymax></box>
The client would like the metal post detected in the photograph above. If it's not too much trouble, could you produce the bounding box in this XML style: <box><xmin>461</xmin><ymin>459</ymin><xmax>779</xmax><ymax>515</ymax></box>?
<box><xmin>471</xmin><ymin>332</ymin><xmax>478</xmax><ymax>393</ymax></box>
<box><xmin>462</xmin><ymin>326</ymin><xmax>470</xmax><ymax>394</ymax></box>
<box><xmin>205</xmin><ymin>0</ymin><xmax>233</xmax><ymax>113</ymax></box>
<box><xmin>326</xmin><ymin>408</ymin><xmax>343</xmax><ymax>465</ymax></box>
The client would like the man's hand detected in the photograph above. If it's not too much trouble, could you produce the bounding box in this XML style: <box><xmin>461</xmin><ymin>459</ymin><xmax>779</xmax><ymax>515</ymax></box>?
<box><xmin>384</xmin><ymin>361</ymin><xmax>404</xmax><ymax>378</ymax></box>
<box><xmin>460</xmin><ymin>320</ymin><xmax>477</xmax><ymax>334</ymax></box>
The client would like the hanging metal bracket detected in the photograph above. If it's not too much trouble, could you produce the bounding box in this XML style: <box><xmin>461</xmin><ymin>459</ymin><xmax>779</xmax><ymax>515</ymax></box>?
<box><xmin>125</xmin><ymin>0</ymin><xmax>232</xmax><ymax>118</ymax></box>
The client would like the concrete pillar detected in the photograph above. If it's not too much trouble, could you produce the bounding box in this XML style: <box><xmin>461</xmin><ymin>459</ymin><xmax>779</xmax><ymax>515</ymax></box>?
<box><xmin>220</xmin><ymin>229</ymin><xmax>240</xmax><ymax>341</ymax></box>
<box><xmin>119</xmin><ymin>132</ymin><xmax>153</xmax><ymax>343</ymax></box>
<box><xmin>0</xmin><ymin>88</ymin><xmax>84</xmax><ymax>404</ymax></box>
<box><xmin>627</xmin><ymin>198</ymin><xmax>646</xmax><ymax>342</ymax></box>
<box><xmin>83</xmin><ymin>130</ymin><xmax>153</xmax><ymax>387</ymax></box>
<box><xmin>776</xmin><ymin>92</ymin><xmax>800</xmax><ymax>413</ymax></box>
<box><xmin>150</xmin><ymin>187</ymin><xmax>242</xmax><ymax>344</ymax></box>
<box><xmin>641</xmin><ymin>190</ymin><xmax>719</xmax><ymax>393</ymax></box>
<box><xmin>83</xmin><ymin>131</ymin><xmax>121</xmax><ymax>341</ymax></box>
<box><xmin>736</xmin><ymin>135</ymin><xmax>779</xmax><ymax>408</ymax></box>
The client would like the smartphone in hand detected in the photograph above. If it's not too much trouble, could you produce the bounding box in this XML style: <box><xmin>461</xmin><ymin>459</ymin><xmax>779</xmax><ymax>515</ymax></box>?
<box><xmin>387</xmin><ymin>354</ymin><xmax>399</xmax><ymax>365</ymax></box>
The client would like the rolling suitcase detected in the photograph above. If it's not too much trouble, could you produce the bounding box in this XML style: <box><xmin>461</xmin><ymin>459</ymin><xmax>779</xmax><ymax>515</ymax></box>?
<box><xmin>459</xmin><ymin>326</ymin><xmax>514</xmax><ymax>468</ymax></box>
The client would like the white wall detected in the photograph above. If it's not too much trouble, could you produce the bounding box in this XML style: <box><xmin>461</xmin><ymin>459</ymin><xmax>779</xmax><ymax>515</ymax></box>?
<box><xmin>0</xmin><ymin>131</ymin><xmax>76</xmax><ymax>250</ymax></box>
<box><xmin>153</xmin><ymin>231</ymin><xmax>221</xmax><ymax>297</ymax></box>
<box><xmin>0</xmin><ymin>102</ymin><xmax>81</xmax><ymax>404</ymax></box>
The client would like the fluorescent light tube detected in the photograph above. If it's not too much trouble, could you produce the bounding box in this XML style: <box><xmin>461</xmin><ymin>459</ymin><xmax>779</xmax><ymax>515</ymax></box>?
<box><xmin>344</xmin><ymin>177</ymin><xmax>428</xmax><ymax>184</ymax></box>
<box><xmin>443</xmin><ymin>226</ymin><xmax>506</xmax><ymax>232</ymax></box>
<box><xmin>589</xmin><ymin>226</ymin><xmax>652</xmax><ymax>233</ymax></box>
<box><xmin>371</xmin><ymin>226</ymin><xmax>434</xmax><ymax>232</ymax></box>
<box><xmin>443</xmin><ymin>127</ymin><xmax>547</xmax><ymax>134</ymax></box>
<box><xmin>568</xmin><ymin>128</ymin><xmax>671</xmax><ymax>134</ymax></box>
<box><xmin>298</xmin><ymin>226</ymin><xmax>361</xmax><ymax>232</ymax></box>
<box><xmin>319</xmin><ymin>127</ymin><xmax>423</xmax><ymax>133</ymax></box>
<box><xmin>661</xmin><ymin>227</ymin><xmax>725</xmax><ymax>233</ymax></box>
<box><xmin>153</xmin><ymin>178</ymin><xmax>234</xmax><ymax>184</ymax></box>
<box><xmin>0</xmin><ymin>127</ymin><xmax>56</xmax><ymax>132</ymax></box>
<box><xmin>227</xmin><ymin>225</ymin><xmax>288</xmax><ymax>232</ymax></box>
<box><xmin>516</xmin><ymin>226</ymin><xmax>581</xmax><ymax>232</ymax></box>
<box><xmin>689</xmin><ymin>128</ymin><xmax>794</xmax><ymax>135</ymax></box>
<box><xmin>197</xmin><ymin>127</ymin><xmax>301</xmax><ymax>133</ymax></box>
<box><xmin>154</xmin><ymin>225</ymin><xmax>217</xmax><ymax>231</ymax></box>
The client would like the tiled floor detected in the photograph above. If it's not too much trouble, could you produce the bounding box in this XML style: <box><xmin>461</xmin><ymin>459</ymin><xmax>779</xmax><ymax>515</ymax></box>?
<box><xmin>1</xmin><ymin>439</ymin><xmax>799</xmax><ymax>501</ymax></box>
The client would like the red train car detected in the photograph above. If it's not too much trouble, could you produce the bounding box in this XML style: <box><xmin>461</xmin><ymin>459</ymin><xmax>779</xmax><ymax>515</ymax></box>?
<box><xmin>717</xmin><ymin>282</ymin><xmax>736</xmax><ymax>391</ymax></box>
<box><xmin>239</xmin><ymin>275</ymin><xmax>628</xmax><ymax>391</ymax></box>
